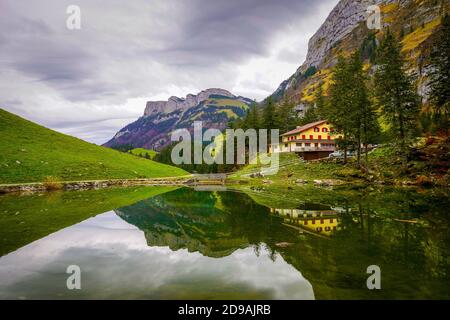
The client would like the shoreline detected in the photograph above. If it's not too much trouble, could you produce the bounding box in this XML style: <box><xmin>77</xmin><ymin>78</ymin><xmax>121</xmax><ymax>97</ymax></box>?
<box><xmin>0</xmin><ymin>177</ymin><xmax>190</xmax><ymax>194</ymax></box>
<box><xmin>0</xmin><ymin>175</ymin><xmax>239</xmax><ymax>194</ymax></box>
<box><xmin>1</xmin><ymin>175</ymin><xmax>445</xmax><ymax>195</ymax></box>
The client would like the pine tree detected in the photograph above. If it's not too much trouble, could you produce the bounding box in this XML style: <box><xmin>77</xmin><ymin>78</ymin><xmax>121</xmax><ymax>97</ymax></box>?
<box><xmin>262</xmin><ymin>97</ymin><xmax>277</xmax><ymax>129</ymax></box>
<box><xmin>315</xmin><ymin>82</ymin><xmax>326</xmax><ymax>113</ymax></box>
<box><xmin>276</xmin><ymin>100</ymin><xmax>297</xmax><ymax>133</ymax></box>
<box><xmin>328</xmin><ymin>55</ymin><xmax>357</xmax><ymax>163</ymax></box>
<box><xmin>374</xmin><ymin>30</ymin><xmax>420</xmax><ymax>169</ymax></box>
<box><xmin>428</xmin><ymin>13</ymin><xmax>450</xmax><ymax>131</ymax></box>
<box><xmin>351</xmin><ymin>53</ymin><xmax>380</xmax><ymax>167</ymax></box>
<box><xmin>247</xmin><ymin>102</ymin><xmax>260</xmax><ymax>130</ymax></box>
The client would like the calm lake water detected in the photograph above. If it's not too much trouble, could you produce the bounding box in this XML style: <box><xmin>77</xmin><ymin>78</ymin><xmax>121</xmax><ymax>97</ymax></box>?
<box><xmin>0</xmin><ymin>186</ymin><xmax>449</xmax><ymax>299</ymax></box>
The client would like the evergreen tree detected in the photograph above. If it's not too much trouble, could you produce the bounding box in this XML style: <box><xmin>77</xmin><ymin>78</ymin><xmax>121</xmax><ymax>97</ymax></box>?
<box><xmin>349</xmin><ymin>51</ymin><xmax>374</xmax><ymax>167</ymax></box>
<box><xmin>262</xmin><ymin>97</ymin><xmax>277</xmax><ymax>129</ymax></box>
<box><xmin>328</xmin><ymin>55</ymin><xmax>357</xmax><ymax>163</ymax></box>
<box><xmin>374</xmin><ymin>30</ymin><xmax>420</xmax><ymax>169</ymax></box>
<box><xmin>247</xmin><ymin>102</ymin><xmax>260</xmax><ymax>130</ymax></box>
<box><xmin>350</xmin><ymin>53</ymin><xmax>380</xmax><ymax>167</ymax></box>
<box><xmin>276</xmin><ymin>100</ymin><xmax>297</xmax><ymax>133</ymax></box>
<box><xmin>428</xmin><ymin>13</ymin><xmax>450</xmax><ymax>131</ymax></box>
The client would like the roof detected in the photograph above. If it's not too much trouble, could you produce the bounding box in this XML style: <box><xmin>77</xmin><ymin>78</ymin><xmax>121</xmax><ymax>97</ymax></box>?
<box><xmin>281</xmin><ymin>120</ymin><xmax>328</xmax><ymax>136</ymax></box>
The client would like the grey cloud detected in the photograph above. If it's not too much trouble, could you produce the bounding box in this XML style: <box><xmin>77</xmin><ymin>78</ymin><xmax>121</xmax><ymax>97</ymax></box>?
<box><xmin>0</xmin><ymin>0</ymin><xmax>338</xmax><ymax>143</ymax></box>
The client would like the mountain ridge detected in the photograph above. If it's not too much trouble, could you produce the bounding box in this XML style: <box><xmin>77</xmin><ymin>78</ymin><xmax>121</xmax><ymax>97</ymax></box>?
<box><xmin>105</xmin><ymin>88</ymin><xmax>253</xmax><ymax>151</ymax></box>
<box><xmin>271</xmin><ymin>0</ymin><xmax>448</xmax><ymax>104</ymax></box>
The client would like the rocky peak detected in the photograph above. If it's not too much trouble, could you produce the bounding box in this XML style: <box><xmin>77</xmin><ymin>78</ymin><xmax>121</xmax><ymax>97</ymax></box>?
<box><xmin>144</xmin><ymin>88</ymin><xmax>235</xmax><ymax>116</ymax></box>
<box><xmin>303</xmin><ymin>0</ymin><xmax>385</xmax><ymax>70</ymax></box>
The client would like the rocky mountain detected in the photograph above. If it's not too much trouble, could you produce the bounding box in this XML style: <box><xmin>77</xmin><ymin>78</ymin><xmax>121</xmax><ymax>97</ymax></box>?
<box><xmin>105</xmin><ymin>88</ymin><xmax>253</xmax><ymax>151</ymax></box>
<box><xmin>272</xmin><ymin>0</ymin><xmax>448</xmax><ymax>105</ymax></box>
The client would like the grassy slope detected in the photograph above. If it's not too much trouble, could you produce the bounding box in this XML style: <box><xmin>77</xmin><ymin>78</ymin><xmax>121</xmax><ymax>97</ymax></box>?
<box><xmin>0</xmin><ymin>186</ymin><xmax>178</xmax><ymax>256</ymax></box>
<box><xmin>129</xmin><ymin>148</ymin><xmax>157</xmax><ymax>159</ymax></box>
<box><xmin>0</xmin><ymin>108</ymin><xmax>189</xmax><ymax>184</ymax></box>
<box><xmin>229</xmin><ymin>153</ymin><xmax>363</xmax><ymax>185</ymax></box>
<box><xmin>230</xmin><ymin>140</ymin><xmax>449</xmax><ymax>187</ymax></box>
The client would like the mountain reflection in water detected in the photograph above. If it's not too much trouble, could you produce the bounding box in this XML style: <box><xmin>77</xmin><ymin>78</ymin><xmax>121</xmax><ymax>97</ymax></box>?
<box><xmin>0</xmin><ymin>211</ymin><xmax>313</xmax><ymax>299</ymax></box>
<box><xmin>0</xmin><ymin>186</ymin><xmax>449</xmax><ymax>299</ymax></box>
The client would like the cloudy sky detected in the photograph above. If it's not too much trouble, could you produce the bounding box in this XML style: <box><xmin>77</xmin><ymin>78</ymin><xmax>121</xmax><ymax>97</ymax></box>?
<box><xmin>0</xmin><ymin>0</ymin><xmax>338</xmax><ymax>144</ymax></box>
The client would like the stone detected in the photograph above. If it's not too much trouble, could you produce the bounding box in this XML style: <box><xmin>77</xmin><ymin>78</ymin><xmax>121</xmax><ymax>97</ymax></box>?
<box><xmin>313</xmin><ymin>179</ymin><xmax>345</xmax><ymax>186</ymax></box>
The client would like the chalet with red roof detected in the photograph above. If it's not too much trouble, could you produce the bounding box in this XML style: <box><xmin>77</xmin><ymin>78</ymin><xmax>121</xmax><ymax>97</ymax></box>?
<box><xmin>270</xmin><ymin>120</ymin><xmax>342</xmax><ymax>160</ymax></box>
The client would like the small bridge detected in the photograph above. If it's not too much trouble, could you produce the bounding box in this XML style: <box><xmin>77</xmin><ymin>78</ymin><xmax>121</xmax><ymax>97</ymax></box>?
<box><xmin>186</xmin><ymin>174</ymin><xmax>227</xmax><ymax>186</ymax></box>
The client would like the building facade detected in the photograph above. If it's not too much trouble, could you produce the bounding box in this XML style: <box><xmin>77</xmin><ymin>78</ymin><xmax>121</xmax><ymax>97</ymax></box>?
<box><xmin>270</xmin><ymin>120</ymin><xmax>340</xmax><ymax>160</ymax></box>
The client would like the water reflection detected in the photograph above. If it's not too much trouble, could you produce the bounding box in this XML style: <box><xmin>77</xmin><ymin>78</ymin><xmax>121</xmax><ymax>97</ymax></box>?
<box><xmin>0</xmin><ymin>211</ymin><xmax>313</xmax><ymax>300</ymax></box>
<box><xmin>270</xmin><ymin>204</ymin><xmax>339</xmax><ymax>237</ymax></box>
<box><xmin>0</xmin><ymin>186</ymin><xmax>449</xmax><ymax>299</ymax></box>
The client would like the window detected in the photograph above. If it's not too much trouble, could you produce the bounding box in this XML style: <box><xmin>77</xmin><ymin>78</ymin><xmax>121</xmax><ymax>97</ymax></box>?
<box><xmin>322</xmin><ymin>127</ymin><xmax>328</xmax><ymax>132</ymax></box>
<box><xmin>318</xmin><ymin>135</ymin><xmax>322</xmax><ymax>140</ymax></box>
<box><xmin>320</xmin><ymin>219</ymin><xmax>324</xmax><ymax>224</ymax></box>
<box><xmin>305</xmin><ymin>143</ymin><xmax>311</xmax><ymax>146</ymax></box>
<box><xmin>314</xmin><ymin>127</ymin><xmax>319</xmax><ymax>132</ymax></box>
<box><xmin>328</xmin><ymin>136</ymin><xmax>331</xmax><ymax>140</ymax></box>
<box><xmin>302</xmin><ymin>135</ymin><xmax>306</xmax><ymax>139</ymax></box>
<box><xmin>314</xmin><ymin>143</ymin><xmax>319</xmax><ymax>147</ymax></box>
<box><xmin>309</xmin><ymin>135</ymin><xmax>313</xmax><ymax>140</ymax></box>
<box><xmin>285</xmin><ymin>143</ymin><xmax>288</xmax><ymax>147</ymax></box>
<box><xmin>296</xmin><ymin>143</ymin><xmax>302</xmax><ymax>147</ymax></box>
<box><xmin>312</xmin><ymin>219</ymin><xmax>315</xmax><ymax>225</ymax></box>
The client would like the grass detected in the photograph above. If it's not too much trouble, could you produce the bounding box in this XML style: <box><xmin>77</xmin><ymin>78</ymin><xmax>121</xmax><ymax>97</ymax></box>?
<box><xmin>229</xmin><ymin>152</ymin><xmax>362</xmax><ymax>186</ymax></box>
<box><xmin>0</xmin><ymin>108</ymin><xmax>189</xmax><ymax>184</ymax></box>
<box><xmin>401</xmin><ymin>17</ymin><xmax>441</xmax><ymax>52</ymax></box>
<box><xmin>129</xmin><ymin>148</ymin><xmax>158</xmax><ymax>159</ymax></box>
<box><xmin>229</xmin><ymin>139</ymin><xmax>449</xmax><ymax>187</ymax></box>
<box><xmin>42</xmin><ymin>176</ymin><xmax>63</xmax><ymax>191</ymax></box>
<box><xmin>206</xmin><ymin>98</ymin><xmax>249</xmax><ymax>109</ymax></box>
<box><xmin>0</xmin><ymin>186</ymin><xmax>178</xmax><ymax>256</ymax></box>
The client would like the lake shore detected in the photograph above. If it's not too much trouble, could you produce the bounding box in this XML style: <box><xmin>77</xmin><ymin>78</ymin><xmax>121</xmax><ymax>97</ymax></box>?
<box><xmin>0</xmin><ymin>176</ymin><xmax>193</xmax><ymax>194</ymax></box>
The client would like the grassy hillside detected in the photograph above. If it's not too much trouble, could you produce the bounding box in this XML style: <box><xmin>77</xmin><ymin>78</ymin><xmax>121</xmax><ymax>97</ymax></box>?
<box><xmin>0</xmin><ymin>108</ymin><xmax>189</xmax><ymax>184</ymax></box>
<box><xmin>229</xmin><ymin>153</ymin><xmax>353</xmax><ymax>184</ymax></box>
<box><xmin>129</xmin><ymin>148</ymin><xmax>157</xmax><ymax>159</ymax></box>
<box><xmin>230</xmin><ymin>138</ymin><xmax>449</xmax><ymax>187</ymax></box>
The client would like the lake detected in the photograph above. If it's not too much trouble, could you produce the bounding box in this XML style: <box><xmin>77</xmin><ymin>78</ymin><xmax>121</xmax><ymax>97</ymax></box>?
<box><xmin>0</xmin><ymin>185</ymin><xmax>449</xmax><ymax>299</ymax></box>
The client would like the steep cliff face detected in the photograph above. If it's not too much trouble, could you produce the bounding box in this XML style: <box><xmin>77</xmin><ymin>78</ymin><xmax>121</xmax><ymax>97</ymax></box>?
<box><xmin>274</xmin><ymin>0</ymin><xmax>447</xmax><ymax>104</ymax></box>
<box><xmin>105</xmin><ymin>88</ymin><xmax>252</xmax><ymax>151</ymax></box>
<box><xmin>304</xmin><ymin>0</ymin><xmax>382</xmax><ymax>69</ymax></box>
<box><xmin>144</xmin><ymin>88</ymin><xmax>235</xmax><ymax>116</ymax></box>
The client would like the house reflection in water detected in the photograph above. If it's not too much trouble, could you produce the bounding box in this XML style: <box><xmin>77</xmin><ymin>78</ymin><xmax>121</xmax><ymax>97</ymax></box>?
<box><xmin>270</xmin><ymin>205</ymin><xmax>339</xmax><ymax>237</ymax></box>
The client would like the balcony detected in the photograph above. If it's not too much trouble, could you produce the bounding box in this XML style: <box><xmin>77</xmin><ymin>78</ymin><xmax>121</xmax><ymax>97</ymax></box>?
<box><xmin>291</xmin><ymin>146</ymin><xmax>335</xmax><ymax>152</ymax></box>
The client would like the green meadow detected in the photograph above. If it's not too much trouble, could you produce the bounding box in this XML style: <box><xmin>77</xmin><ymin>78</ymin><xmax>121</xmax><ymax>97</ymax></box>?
<box><xmin>0</xmin><ymin>108</ymin><xmax>189</xmax><ymax>184</ymax></box>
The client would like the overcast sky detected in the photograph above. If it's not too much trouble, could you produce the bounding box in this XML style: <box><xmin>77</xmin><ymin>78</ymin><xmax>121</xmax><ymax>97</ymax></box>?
<box><xmin>0</xmin><ymin>0</ymin><xmax>338</xmax><ymax>144</ymax></box>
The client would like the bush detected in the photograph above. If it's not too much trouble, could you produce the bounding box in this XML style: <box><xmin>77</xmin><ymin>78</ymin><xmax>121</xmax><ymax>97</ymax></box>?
<box><xmin>43</xmin><ymin>176</ymin><xmax>63</xmax><ymax>191</ymax></box>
